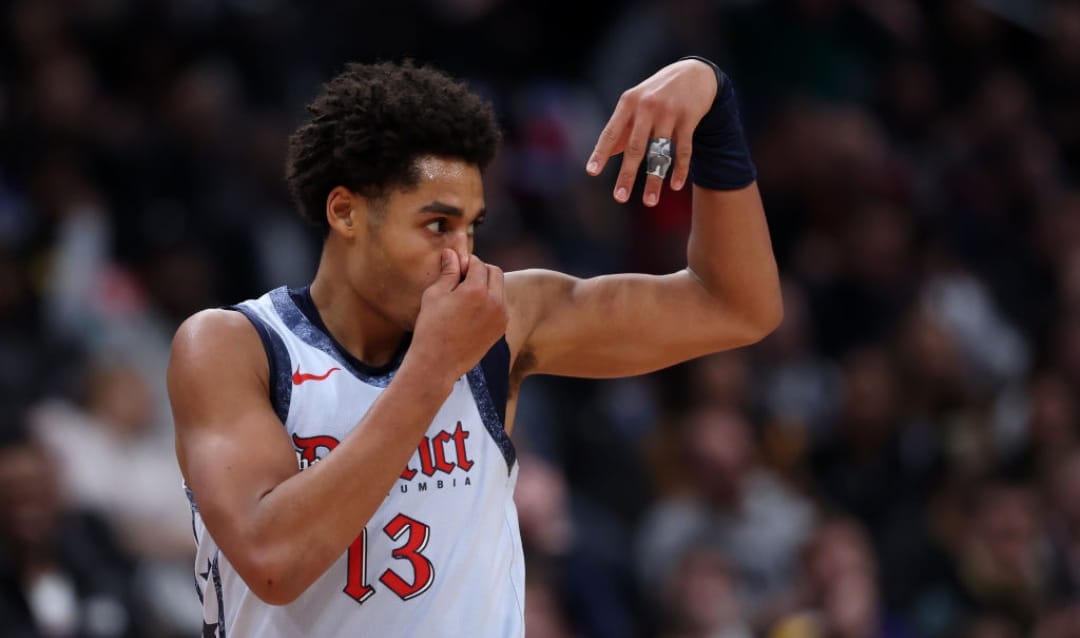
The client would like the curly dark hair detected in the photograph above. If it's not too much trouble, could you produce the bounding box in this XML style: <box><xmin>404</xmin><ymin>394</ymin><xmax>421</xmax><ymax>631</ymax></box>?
<box><xmin>285</xmin><ymin>61</ymin><xmax>501</xmax><ymax>228</ymax></box>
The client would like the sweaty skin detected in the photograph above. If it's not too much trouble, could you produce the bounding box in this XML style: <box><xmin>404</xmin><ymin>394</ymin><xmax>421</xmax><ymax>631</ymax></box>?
<box><xmin>168</xmin><ymin>58</ymin><xmax>781</xmax><ymax>605</ymax></box>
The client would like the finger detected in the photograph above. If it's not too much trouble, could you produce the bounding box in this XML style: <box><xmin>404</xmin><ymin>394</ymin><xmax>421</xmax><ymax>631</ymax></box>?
<box><xmin>669</xmin><ymin>122</ymin><xmax>695</xmax><ymax>192</ymax></box>
<box><xmin>432</xmin><ymin>249</ymin><xmax>461</xmax><ymax>292</ymax></box>
<box><xmin>487</xmin><ymin>264</ymin><xmax>505</xmax><ymax>305</ymax></box>
<box><xmin>463</xmin><ymin>253</ymin><xmax>489</xmax><ymax>289</ymax></box>
<box><xmin>586</xmin><ymin>96</ymin><xmax>633</xmax><ymax>176</ymax></box>
<box><xmin>614</xmin><ymin>115</ymin><xmax>653</xmax><ymax>203</ymax></box>
<box><xmin>642</xmin><ymin>117</ymin><xmax>676</xmax><ymax>207</ymax></box>
<box><xmin>604</xmin><ymin>126</ymin><xmax>632</xmax><ymax>160</ymax></box>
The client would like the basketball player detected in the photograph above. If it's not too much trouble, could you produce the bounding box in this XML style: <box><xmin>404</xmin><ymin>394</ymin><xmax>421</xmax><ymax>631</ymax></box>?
<box><xmin>168</xmin><ymin>56</ymin><xmax>780</xmax><ymax>636</ymax></box>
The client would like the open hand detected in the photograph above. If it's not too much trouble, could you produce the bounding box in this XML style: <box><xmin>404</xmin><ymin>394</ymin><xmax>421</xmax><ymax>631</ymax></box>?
<box><xmin>586</xmin><ymin>59</ymin><xmax>719</xmax><ymax>207</ymax></box>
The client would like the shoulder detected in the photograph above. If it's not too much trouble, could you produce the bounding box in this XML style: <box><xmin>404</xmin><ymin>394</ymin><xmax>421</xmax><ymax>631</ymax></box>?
<box><xmin>168</xmin><ymin>308</ymin><xmax>269</xmax><ymax>405</ymax></box>
<box><xmin>505</xmin><ymin>268</ymin><xmax>577</xmax><ymax>308</ymax></box>
<box><xmin>170</xmin><ymin>308</ymin><xmax>264</xmax><ymax>365</ymax></box>
<box><xmin>504</xmin><ymin>269</ymin><xmax>578</xmax><ymax>335</ymax></box>
<box><xmin>503</xmin><ymin>268</ymin><xmax>577</xmax><ymax>373</ymax></box>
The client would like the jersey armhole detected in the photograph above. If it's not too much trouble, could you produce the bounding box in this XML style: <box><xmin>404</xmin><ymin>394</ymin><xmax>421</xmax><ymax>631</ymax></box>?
<box><xmin>471</xmin><ymin>337</ymin><xmax>515</xmax><ymax>473</ymax></box>
<box><xmin>479</xmin><ymin>337</ymin><xmax>510</xmax><ymax>426</ymax></box>
<box><xmin>226</xmin><ymin>305</ymin><xmax>292</xmax><ymax>425</ymax></box>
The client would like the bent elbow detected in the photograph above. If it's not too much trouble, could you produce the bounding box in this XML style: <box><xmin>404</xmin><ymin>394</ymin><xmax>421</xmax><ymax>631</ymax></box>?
<box><xmin>745</xmin><ymin>280</ymin><xmax>785</xmax><ymax>342</ymax></box>
<box><xmin>250</xmin><ymin>579</ymin><xmax>302</xmax><ymax>607</ymax></box>
<box><xmin>239</xmin><ymin>553</ymin><xmax>306</xmax><ymax>606</ymax></box>
<box><xmin>723</xmin><ymin>298</ymin><xmax>784</xmax><ymax>349</ymax></box>
<box><xmin>753</xmin><ymin>296</ymin><xmax>784</xmax><ymax>341</ymax></box>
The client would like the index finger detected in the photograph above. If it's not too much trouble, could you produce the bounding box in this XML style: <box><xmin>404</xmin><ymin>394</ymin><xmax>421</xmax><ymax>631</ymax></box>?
<box><xmin>586</xmin><ymin>98</ymin><xmax>633</xmax><ymax>176</ymax></box>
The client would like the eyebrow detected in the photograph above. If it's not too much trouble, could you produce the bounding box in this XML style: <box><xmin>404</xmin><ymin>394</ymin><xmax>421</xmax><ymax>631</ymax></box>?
<box><xmin>419</xmin><ymin>201</ymin><xmax>485</xmax><ymax>218</ymax></box>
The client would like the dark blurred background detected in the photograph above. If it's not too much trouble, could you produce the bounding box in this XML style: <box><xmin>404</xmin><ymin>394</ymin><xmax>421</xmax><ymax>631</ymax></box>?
<box><xmin>1</xmin><ymin>0</ymin><xmax>1079</xmax><ymax>636</ymax></box>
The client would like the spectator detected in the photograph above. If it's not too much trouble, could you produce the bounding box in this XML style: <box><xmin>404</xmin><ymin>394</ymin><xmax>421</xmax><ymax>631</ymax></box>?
<box><xmin>656</xmin><ymin>543</ymin><xmax>752</xmax><ymax>638</ymax></box>
<box><xmin>637</xmin><ymin>404</ymin><xmax>816</xmax><ymax>629</ymax></box>
<box><xmin>0</xmin><ymin>404</ymin><xmax>152</xmax><ymax>637</ymax></box>
<box><xmin>769</xmin><ymin>518</ymin><xmax>913</xmax><ymax>638</ymax></box>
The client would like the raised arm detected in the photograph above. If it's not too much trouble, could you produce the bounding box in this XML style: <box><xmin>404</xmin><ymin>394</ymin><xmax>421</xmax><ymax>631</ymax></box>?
<box><xmin>505</xmin><ymin>58</ymin><xmax>781</xmax><ymax>380</ymax></box>
<box><xmin>170</xmin><ymin>250</ymin><xmax>506</xmax><ymax>605</ymax></box>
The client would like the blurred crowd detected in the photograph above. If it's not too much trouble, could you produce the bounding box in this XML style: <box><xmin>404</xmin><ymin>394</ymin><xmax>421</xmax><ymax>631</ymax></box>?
<box><xmin>1</xmin><ymin>0</ymin><xmax>1079</xmax><ymax>636</ymax></box>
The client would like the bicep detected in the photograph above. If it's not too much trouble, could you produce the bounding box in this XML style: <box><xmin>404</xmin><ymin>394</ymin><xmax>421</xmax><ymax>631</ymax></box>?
<box><xmin>506</xmin><ymin>269</ymin><xmax>761</xmax><ymax>379</ymax></box>
<box><xmin>169</xmin><ymin>310</ymin><xmax>298</xmax><ymax>556</ymax></box>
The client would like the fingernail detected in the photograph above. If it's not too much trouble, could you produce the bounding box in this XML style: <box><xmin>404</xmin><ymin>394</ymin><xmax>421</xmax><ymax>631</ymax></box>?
<box><xmin>587</xmin><ymin>160</ymin><xmax>599</xmax><ymax>174</ymax></box>
<box><xmin>645</xmin><ymin>193</ymin><xmax>657</xmax><ymax>206</ymax></box>
<box><xmin>672</xmin><ymin>178</ymin><xmax>683</xmax><ymax>191</ymax></box>
<box><xmin>615</xmin><ymin>187</ymin><xmax>628</xmax><ymax>201</ymax></box>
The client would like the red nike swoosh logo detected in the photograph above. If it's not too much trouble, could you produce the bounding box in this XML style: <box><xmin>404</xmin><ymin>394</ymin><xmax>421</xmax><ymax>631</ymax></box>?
<box><xmin>292</xmin><ymin>366</ymin><xmax>341</xmax><ymax>386</ymax></box>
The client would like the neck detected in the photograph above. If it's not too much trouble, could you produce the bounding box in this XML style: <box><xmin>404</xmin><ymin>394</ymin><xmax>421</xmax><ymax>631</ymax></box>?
<box><xmin>309</xmin><ymin>242</ymin><xmax>406</xmax><ymax>368</ymax></box>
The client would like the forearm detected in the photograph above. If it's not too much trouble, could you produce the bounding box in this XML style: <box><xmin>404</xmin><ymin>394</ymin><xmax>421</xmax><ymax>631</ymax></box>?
<box><xmin>242</xmin><ymin>354</ymin><xmax>453</xmax><ymax>603</ymax></box>
<box><xmin>682</xmin><ymin>58</ymin><xmax>781</xmax><ymax>338</ymax></box>
<box><xmin>687</xmin><ymin>182</ymin><xmax>782</xmax><ymax>338</ymax></box>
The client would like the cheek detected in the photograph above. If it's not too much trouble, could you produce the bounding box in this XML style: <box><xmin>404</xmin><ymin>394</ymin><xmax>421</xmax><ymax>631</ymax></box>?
<box><xmin>361</xmin><ymin>228</ymin><xmax>447</xmax><ymax>311</ymax></box>
<box><xmin>391</xmin><ymin>251</ymin><xmax>444</xmax><ymax>308</ymax></box>
<box><xmin>421</xmin><ymin>252</ymin><xmax>444</xmax><ymax>286</ymax></box>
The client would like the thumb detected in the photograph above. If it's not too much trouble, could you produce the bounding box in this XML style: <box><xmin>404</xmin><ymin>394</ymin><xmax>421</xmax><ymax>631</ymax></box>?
<box><xmin>433</xmin><ymin>249</ymin><xmax>461</xmax><ymax>290</ymax></box>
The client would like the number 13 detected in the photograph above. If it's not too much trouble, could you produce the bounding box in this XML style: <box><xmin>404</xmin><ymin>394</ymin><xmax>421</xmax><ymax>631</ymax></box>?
<box><xmin>343</xmin><ymin>513</ymin><xmax>434</xmax><ymax>603</ymax></box>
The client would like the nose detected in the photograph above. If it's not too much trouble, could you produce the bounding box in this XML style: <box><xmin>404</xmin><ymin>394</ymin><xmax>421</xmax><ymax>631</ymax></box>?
<box><xmin>450</xmin><ymin>230</ymin><xmax>471</xmax><ymax>259</ymax></box>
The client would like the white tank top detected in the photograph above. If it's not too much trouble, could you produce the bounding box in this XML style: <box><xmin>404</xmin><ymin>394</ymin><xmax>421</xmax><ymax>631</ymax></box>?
<box><xmin>185</xmin><ymin>286</ymin><xmax>524</xmax><ymax>637</ymax></box>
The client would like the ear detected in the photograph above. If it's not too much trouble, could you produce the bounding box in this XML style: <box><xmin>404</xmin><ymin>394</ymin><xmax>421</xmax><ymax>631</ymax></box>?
<box><xmin>326</xmin><ymin>186</ymin><xmax>361</xmax><ymax>238</ymax></box>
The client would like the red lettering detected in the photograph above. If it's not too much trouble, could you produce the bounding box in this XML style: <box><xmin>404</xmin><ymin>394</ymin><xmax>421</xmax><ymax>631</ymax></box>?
<box><xmin>343</xmin><ymin>530</ymin><xmax>375</xmax><ymax>603</ymax></box>
<box><xmin>397</xmin><ymin>425</ymin><xmax>473</xmax><ymax>482</ymax></box>
<box><xmin>431</xmin><ymin>431</ymin><xmax>455</xmax><ymax>474</ymax></box>
<box><xmin>344</xmin><ymin>515</ymin><xmax>435</xmax><ymax>604</ymax></box>
<box><xmin>417</xmin><ymin>436</ymin><xmax>436</xmax><ymax>476</ymax></box>
<box><xmin>379</xmin><ymin>514</ymin><xmax>434</xmax><ymax>600</ymax></box>
<box><xmin>292</xmin><ymin>434</ymin><xmax>341</xmax><ymax>463</ymax></box>
<box><xmin>451</xmin><ymin>422</ymin><xmax>473</xmax><ymax>471</ymax></box>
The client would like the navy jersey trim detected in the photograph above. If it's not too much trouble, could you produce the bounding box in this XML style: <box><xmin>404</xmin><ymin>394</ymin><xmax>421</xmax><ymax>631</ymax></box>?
<box><xmin>187</xmin><ymin>485</ymin><xmax>204</xmax><ymax>605</ymax></box>
<box><xmin>228</xmin><ymin>304</ymin><xmax>292</xmax><ymax>424</ymax></box>
<box><xmin>267</xmin><ymin>286</ymin><xmax>408</xmax><ymax>388</ymax></box>
<box><xmin>480</xmin><ymin>337</ymin><xmax>510</xmax><ymax>425</ymax></box>
<box><xmin>211</xmin><ymin>552</ymin><xmax>226</xmax><ymax>638</ymax></box>
<box><xmin>467</xmin><ymin>338</ymin><xmax>515</xmax><ymax>473</ymax></box>
<box><xmin>184</xmin><ymin>485</ymin><xmax>199</xmax><ymax>514</ymax></box>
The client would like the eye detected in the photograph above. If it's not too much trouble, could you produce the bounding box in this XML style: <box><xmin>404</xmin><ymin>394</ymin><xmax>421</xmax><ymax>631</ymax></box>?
<box><xmin>468</xmin><ymin>217</ymin><xmax>486</xmax><ymax>237</ymax></box>
<box><xmin>425</xmin><ymin>219</ymin><xmax>447</xmax><ymax>234</ymax></box>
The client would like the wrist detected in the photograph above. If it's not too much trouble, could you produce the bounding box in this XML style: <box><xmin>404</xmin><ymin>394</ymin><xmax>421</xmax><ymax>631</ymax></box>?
<box><xmin>398</xmin><ymin>350</ymin><xmax>458</xmax><ymax>397</ymax></box>
<box><xmin>677</xmin><ymin>55</ymin><xmax>722</xmax><ymax>97</ymax></box>
<box><xmin>677</xmin><ymin>56</ymin><xmax>757</xmax><ymax>190</ymax></box>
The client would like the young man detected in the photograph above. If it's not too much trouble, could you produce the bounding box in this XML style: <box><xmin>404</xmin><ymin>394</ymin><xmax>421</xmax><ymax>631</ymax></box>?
<box><xmin>169</xmin><ymin>57</ymin><xmax>781</xmax><ymax>636</ymax></box>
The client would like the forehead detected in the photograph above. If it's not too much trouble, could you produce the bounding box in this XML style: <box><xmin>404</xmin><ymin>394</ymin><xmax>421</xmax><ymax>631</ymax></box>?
<box><xmin>398</xmin><ymin>156</ymin><xmax>484</xmax><ymax>207</ymax></box>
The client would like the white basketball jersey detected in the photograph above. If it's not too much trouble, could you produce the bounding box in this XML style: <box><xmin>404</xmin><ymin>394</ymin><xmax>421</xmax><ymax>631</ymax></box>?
<box><xmin>185</xmin><ymin>286</ymin><xmax>524</xmax><ymax>637</ymax></box>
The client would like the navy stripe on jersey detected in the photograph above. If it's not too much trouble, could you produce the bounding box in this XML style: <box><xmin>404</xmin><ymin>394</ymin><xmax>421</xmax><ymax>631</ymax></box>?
<box><xmin>184</xmin><ymin>485</ymin><xmax>199</xmax><ymax>513</ymax></box>
<box><xmin>229</xmin><ymin>305</ymin><xmax>292</xmax><ymax>424</ymax></box>
<box><xmin>289</xmin><ymin>286</ymin><xmax>411</xmax><ymax>377</ymax></box>
<box><xmin>186</xmin><ymin>486</ymin><xmax>205</xmax><ymax>607</ymax></box>
<box><xmin>480</xmin><ymin>337</ymin><xmax>510</xmax><ymax>426</ymax></box>
<box><xmin>467</xmin><ymin>342</ymin><xmax>516</xmax><ymax>474</ymax></box>
<box><xmin>268</xmin><ymin>287</ymin><xmax>407</xmax><ymax>387</ymax></box>
<box><xmin>193</xmin><ymin>521</ymin><xmax>205</xmax><ymax>606</ymax></box>
<box><xmin>211</xmin><ymin>552</ymin><xmax>226</xmax><ymax>638</ymax></box>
